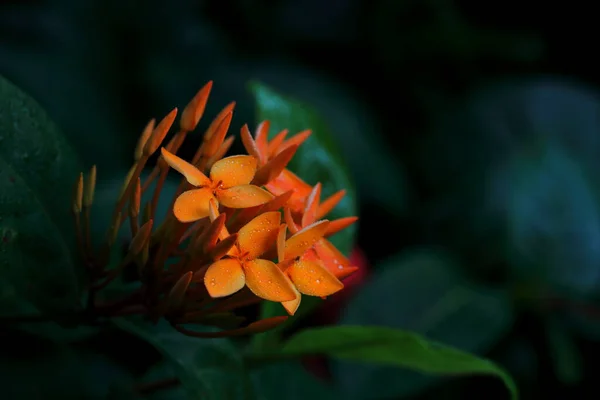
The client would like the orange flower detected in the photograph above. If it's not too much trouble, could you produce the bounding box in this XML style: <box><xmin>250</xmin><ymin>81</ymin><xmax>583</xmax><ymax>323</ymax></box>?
<box><xmin>70</xmin><ymin>80</ymin><xmax>361</xmax><ymax>339</ymax></box>
<box><xmin>160</xmin><ymin>148</ymin><xmax>274</xmax><ymax>222</ymax></box>
<box><xmin>241</xmin><ymin>122</ymin><xmax>313</xmax><ymax>212</ymax></box>
<box><xmin>203</xmin><ymin>210</ymin><xmax>298</xmax><ymax>302</ymax></box>
<box><xmin>241</xmin><ymin>121</ymin><xmax>312</xmax><ymax>166</ymax></box>
<box><xmin>285</xmin><ymin>183</ymin><xmax>358</xmax><ymax>281</ymax></box>
<box><xmin>276</xmin><ymin>221</ymin><xmax>344</xmax><ymax>315</ymax></box>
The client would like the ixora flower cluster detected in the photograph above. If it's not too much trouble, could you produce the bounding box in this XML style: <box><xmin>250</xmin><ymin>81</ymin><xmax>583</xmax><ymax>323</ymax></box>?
<box><xmin>72</xmin><ymin>81</ymin><xmax>357</xmax><ymax>337</ymax></box>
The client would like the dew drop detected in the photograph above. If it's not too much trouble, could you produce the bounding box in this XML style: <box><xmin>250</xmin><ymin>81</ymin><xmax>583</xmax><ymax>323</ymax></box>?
<box><xmin>316</xmin><ymin>279</ymin><xmax>321</xmax><ymax>284</ymax></box>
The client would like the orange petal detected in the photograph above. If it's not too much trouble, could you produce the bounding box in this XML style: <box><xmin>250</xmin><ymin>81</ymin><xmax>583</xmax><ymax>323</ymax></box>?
<box><xmin>217</xmin><ymin>185</ymin><xmax>274</xmax><ymax>209</ymax></box>
<box><xmin>204</xmin><ymin>258</ymin><xmax>245</xmax><ymax>298</ymax></box>
<box><xmin>265</xmin><ymin>169</ymin><xmax>312</xmax><ymax>213</ymax></box>
<box><xmin>313</xmin><ymin>238</ymin><xmax>357</xmax><ymax>280</ymax></box>
<box><xmin>207</xmin><ymin>135</ymin><xmax>235</xmax><ymax>170</ymax></box>
<box><xmin>253</xmin><ymin>144</ymin><xmax>299</xmax><ymax>187</ymax></box>
<box><xmin>316</xmin><ymin>189</ymin><xmax>346</xmax><ymax>220</ymax></box>
<box><xmin>238</xmin><ymin>211</ymin><xmax>281</xmax><ymax>259</ymax></box>
<box><xmin>191</xmin><ymin>102</ymin><xmax>236</xmax><ymax>164</ymax></box>
<box><xmin>287</xmin><ymin>259</ymin><xmax>343</xmax><ymax>297</ymax></box>
<box><xmin>161</xmin><ymin>148</ymin><xmax>211</xmax><ymax>187</ymax></box>
<box><xmin>254</xmin><ymin>121</ymin><xmax>270</xmax><ymax>164</ymax></box>
<box><xmin>173</xmin><ymin>187</ymin><xmax>216</xmax><ymax>223</ymax></box>
<box><xmin>302</xmin><ymin>183</ymin><xmax>322</xmax><ymax>227</ymax></box>
<box><xmin>203</xmin><ymin>111</ymin><xmax>232</xmax><ymax>159</ymax></box>
<box><xmin>259</xmin><ymin>190</ymin><xmax>294</xmax><ymax>214</ymax></box>
<box><xmin>268</xmin><ymin>129</ymin><xmax>289</xmax><ymax>156</ymax></box>
<box><xmin>244</xmin><ymin>259</ymin><xmax>297</xmax><ymax>302</ymax></box>
<box><xmin>280</xmin><ymin>129</ymin><xmax>312</xmax><ymax>153</ymax></box>
<box><xmin>205</xmin><ymin>102</ymin><xmax>236</xmax><ymax>143</ymax></box>
<box><xmin>281</xmin><ymin>285</ymin><xmax>301</xmax><ymax>316</ymax></box>
<box><xmin>277</xmin><ymin>223</ymin><xmax>287</xmax><ymax>263</ymax></box>
<box><xmin>208</xmin><ymin>198</ymin><xmax>220</xmax><ymax>222</ymax></box>
<box><xmin>180</xmin><ymin>81</ymin><xmax>213</xmax><ymax>132</ymax></box>
<box><xmin>134</xmin><ymin>118</ymin><xmax>155</xmax><ymax>160</ymax></box>
<box><xmin>210</xmin><ymin>155</ymin><xmax>257</xmax><ymax>188</ymax></box>
<box><xmin>241</xmin><ymin>124</ymin><xmax>262</xmax><ymax>161</ymax></box>
<box><xmin>284</xmin><ymin>220</ymin><xmax>330</xmax><ymax>260</ymax></box>
<box><xmin>208</xmin><ymin>198</ymin><xmax>230</xmax><ymax>240</ymax></box>
<box><xmin>283</xmin><ymin>207</ymin><xmax>300</xmax><ymax>234</ymax></box>
<box><xmin>144</xmin><ymin>108</ymin><xmax>178</xmax><ymax>156</ymax></box>
<box><xmin>326</xmin><ymin>216</ymin><xmax>358</xmax><ymax>237</ymax></box>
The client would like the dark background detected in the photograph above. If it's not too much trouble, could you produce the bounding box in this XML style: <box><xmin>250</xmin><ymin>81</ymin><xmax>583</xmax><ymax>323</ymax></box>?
<box><xmin>3</xmin><ymin>0</ymin><xmax>600</xmax><ymax>399</ymax></box>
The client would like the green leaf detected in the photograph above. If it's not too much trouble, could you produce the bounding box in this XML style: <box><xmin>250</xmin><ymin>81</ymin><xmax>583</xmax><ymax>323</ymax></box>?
<box><xmin>0</xmin><ymin>74</ymin><xmax>83</xmax><ymax>316</ymax></box>
<box><xmin>333</xmin><ymin>250</ymin><xmax>514</xmax><ymax>398</ymax></box>
<box><xmin>113</xmin><ymin>317</ymin><xmax>255</xmax><ymax>400</ymax></box>
<box><xmin>249</xmin><ymin>82</ymin><xmax>358</xmax><ymax>348</ymax></box>
<box><xmin>251</xmin><ymin>361</ymin><xmax>341</xmax><ymax>400</ymax></box>
<box><xmin>254</xmin><ymin>326</ymin><xmax>517</xmax><ymax>400</ymax></box>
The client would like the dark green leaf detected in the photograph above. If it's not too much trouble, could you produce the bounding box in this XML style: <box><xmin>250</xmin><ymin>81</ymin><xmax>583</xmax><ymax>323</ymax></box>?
<box><xmin>137</xmin><ymin>362</ymin><xmax>187</xmax><ymax>400</ymax></box>
<box><xmin>545</xmin><ymin>315</ymin><xmax>582</xmax><ymax>385</ymax></box>
<box><xmin>333</xmin><ymin>250</ymin><xmax>514</xmax><ymax>398</ymax></box>
<box><xmin>420</xmin><ymin>80</ymin><xmax>600</xmax><ymax>295</ymax></box>
<box><xmin>0</xmin><ymin>6</ymin><xmax>133</xmax><ymax>173</ymax></box>
<box><xmin>0</xmin><ymin>327</ymin><xmax>134</xmax><ymax>399</ymax></box>
<box><xmin>251</xmin><ymin>361</ymin><xmax>341</xmax><ymax>400</ymax></box>
<box><xmin>0</xmin><ymin>75</ymin><xmax>83</xmax><ymax>316</ymax></box>
<box><xmin>250</xmin><ymin>82</ymin><xmax>358</xmax><ymax>348</ymax></box>
<box><xmin>255</xmin><ymin>326</ymin><xmax>517</xmax><ymax>400</ymax></box>
<box><xmin>114</xmin><ymin>317</ymin><xmax>255</xmax><ymax>400</ymax></box>
<box><xmin>0</xmin><ymin>328</ymin><xmax>85</xmax><ymax>398</ymax></box>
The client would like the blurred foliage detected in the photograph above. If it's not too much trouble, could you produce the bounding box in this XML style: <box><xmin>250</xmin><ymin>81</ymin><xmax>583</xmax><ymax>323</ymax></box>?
<box><xmin>3</xmin><ymin>0</ymin><xmax>600</xmax><ymax>398</ymax></box>
<box><xmin>333</xmin><ymin>250</ymin><xmax>514</xmax><ymax>398</ymax></box>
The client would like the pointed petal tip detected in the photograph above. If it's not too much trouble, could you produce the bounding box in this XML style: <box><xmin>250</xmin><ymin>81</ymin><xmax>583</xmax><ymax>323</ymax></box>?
<box><xmin>204</xmin><ymin>258</ymin><xmax>245</xmax><ymax>298</ymax></box>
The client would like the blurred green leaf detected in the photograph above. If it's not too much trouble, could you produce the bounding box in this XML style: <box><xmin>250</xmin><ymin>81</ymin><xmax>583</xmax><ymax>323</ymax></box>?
<box><xmin>545</xmin><ymin>315</ymin><xmax>582</xmax><ymax>385</ymax></box>
<box><xmin>114</xmin><ymin>317</ymin><xmax>255</xmax><ymax>400</ymax></box>
<box><xmin>332</xmin><ymin>250</ymin><xmax>514</xmax><ymax>398</ymax></box>
<box><xmin>249</xmin><ymin>81</ymin><xmax>358</xmax><ymax>349</ymax></box>
<box><xmin>0</xmin><ymin>5</ymin><xmax>132</xmax><ymax>173</ymax></box>
<box><xmin>0</xmin><ymin>74</ymin><xmax>83</xmax><ymax>316</ymax></box>
<box><xmin>252</xmin><ymin>325</ymin><xmax>517</xmax><ymax>400</ymax></box>
<box><xmin>251</xmin><ymin>361</ymin><xmax>341</xmax><ymax>400</ymax></box>
<box><xmin>421</xmin><ymin>80</ymin><xmax>600</xmax><ymax>295</ymax></box>
<box><xmin>502</xmin><ymin>138</ymin><xmax>600</xmax><ymax>294</ymax></box>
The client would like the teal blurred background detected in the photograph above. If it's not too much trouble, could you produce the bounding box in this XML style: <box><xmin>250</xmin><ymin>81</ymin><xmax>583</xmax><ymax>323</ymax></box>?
<box><xmin>2</xmin><ymin>0</ymin><xmax>600</xmax><ymax>399</ymax></box>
